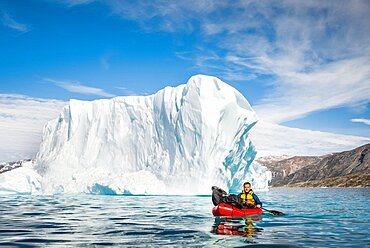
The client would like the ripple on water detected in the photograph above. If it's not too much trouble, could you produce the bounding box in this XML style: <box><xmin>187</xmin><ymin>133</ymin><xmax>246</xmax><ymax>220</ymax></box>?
<box><xmin>0</xmin><ymin>189</ymin><xmax>369</xmax><ymax>247</ymax></box>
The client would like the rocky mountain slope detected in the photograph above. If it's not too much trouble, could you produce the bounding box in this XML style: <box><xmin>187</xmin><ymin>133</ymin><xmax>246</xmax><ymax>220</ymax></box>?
<box><xmin>257</xmin><ymin>143</ymin><xmax>370</xmax><ymax>187</ymax></box>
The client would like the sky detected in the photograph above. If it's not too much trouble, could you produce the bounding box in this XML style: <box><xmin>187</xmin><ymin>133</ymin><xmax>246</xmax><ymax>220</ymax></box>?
<box><xmin>0</xmin><ymin>0</ymin><xmax>369</xmax><ymax>162</ymax></box>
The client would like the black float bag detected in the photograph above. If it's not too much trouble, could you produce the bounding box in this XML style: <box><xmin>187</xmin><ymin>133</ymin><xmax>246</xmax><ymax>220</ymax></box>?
<box><xmin>211</xmin><ymin>186</ymin><xmax>243</xmax><ymax>209</ymax></box>
<box><xmin>211</xmin><ymin>186</ymin><xmax>228</xmax><ymax>206</ymax></box>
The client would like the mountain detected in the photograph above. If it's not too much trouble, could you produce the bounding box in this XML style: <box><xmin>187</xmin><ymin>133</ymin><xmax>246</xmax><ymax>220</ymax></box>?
<box><xmin>28</xmin><ymin>74</ymin><xmax>269</xmax><ymax>195</ymax></box>
<box><xmin>257</xmin><ymin>143</ymin><xmax>370</xmax><ymax>187</ymax></box>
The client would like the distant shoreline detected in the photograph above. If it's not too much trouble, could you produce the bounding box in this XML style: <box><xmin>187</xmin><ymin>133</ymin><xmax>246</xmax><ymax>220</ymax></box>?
<box><xmin>271</xmin><ymin>186</ymin><xmax>370</xmax><ymax>189</ymax></box>
<box><xmin>269</xmin><ymin>172</ymin><xmax>370</xmax><ymax>188</ymax></box>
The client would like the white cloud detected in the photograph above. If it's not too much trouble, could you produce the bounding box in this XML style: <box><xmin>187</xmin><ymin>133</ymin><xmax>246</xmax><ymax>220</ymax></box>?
<box><xmin>205</xmin><ymin>1</ymin><xmax>370</xmax><ymax>123</ymax></box>
<box><xmin>0</xmin><ymin>94</ymin><xmax>67</xmax><ymax>162</ymax></box>
<box><xmin>94</xmin><ymin>1</ymin><xmax>370</xmax><ymax>124</ymax></box>
<box><xmin>250</xmin><ymin>121</ymin><xmax>370</xmax><ymax>157</ymax></box>
<box><xmin>253</xmin><ymin>57</ymin><xmax>370</xmax><ymax>123</ymax></box>
<box><xmin>351</xmin><ymin>118</ymin><xmax>370</xmax><ymax>126</ymax></box>
<box><xmin>43</xmin><ymin>78</ymin><xmax>115</xmax><ymax>98</ymax></box>
<box><xmin>1</xmin><ymin>10</ymin><xmax>30</xmax><ymax>32</ymax></box>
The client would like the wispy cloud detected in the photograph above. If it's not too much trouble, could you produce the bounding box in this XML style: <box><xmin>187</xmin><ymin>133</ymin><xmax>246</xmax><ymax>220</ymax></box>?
<box><xmin>100</xmin><ymin>54</ymin><xmax>111</xmax><ymax>70</ymax></box>
<box><xmin>351</xmin><ymin>118</ymin><xmax>370</xmax><ymax>126</ymax></box>
<box><xmin>250</xmin><ymin>121</ymin><xmax>370</xmax><ymax>157</ymax></box>
<box><xmin>1</xmin><ymin>10</ymin><xmax>30</xmax><ymax>32</ymax></box>
<box><xmin>201</xmin><ymin>1</ymin><xmax>370</xmax><ymax>123</ymax></box>
<box><xmin>253</xmin><ymin>57</ymin><xmax>370</xmax><ymax>123</ymax></box>
<box><xmin>93</xmin><ymin>1</ymin><xmax>370</xmax><ymax>123</ymax></box>
<box><xmin>56</xmin><ymin>0</ymin><xmax>95</xmax><ymax>7</ymax></box>
<box><xmin>0</xmin><ymin>94</ymin><xmax>67</xmax><ymax>162</ymax></box>
<box><xmin>115</xmin><ymin>86</ymin><xmax>138</xmax><ymax>96</ymax></box>
<box><xmin>103</xmin><ymin>0</ymin><xmax>222</xmax><ymax>32</ymax></box>
<box><xmin>43</xmin><ymin>78</ymin><xmax>115</xmax><ymax>98</ymax></box>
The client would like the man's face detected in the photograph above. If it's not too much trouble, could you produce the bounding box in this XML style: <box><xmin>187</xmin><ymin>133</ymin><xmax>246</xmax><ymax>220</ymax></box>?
<box><xmin>244</xmin><ymin>184</ymin><xmax>251</xmax><ymax>191</ymax></box>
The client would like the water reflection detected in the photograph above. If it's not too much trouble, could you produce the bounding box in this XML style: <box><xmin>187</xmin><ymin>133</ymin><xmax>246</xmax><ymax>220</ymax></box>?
<box><xmin>212</xmin><ymin>216</ymin><xmax>263</xmax><ymax>238</ymax></box>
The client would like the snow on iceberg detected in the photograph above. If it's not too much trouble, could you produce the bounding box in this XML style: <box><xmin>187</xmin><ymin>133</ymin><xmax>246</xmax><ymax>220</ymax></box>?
<box><xmin>29</xmin><ymin>74</ymin><xmax>267</xmax><ymax>195</ymax></box>
<box><xmin>0</xmin><ymin>160</ymin><xmax>42</xmax><ymax>194</ymax></box>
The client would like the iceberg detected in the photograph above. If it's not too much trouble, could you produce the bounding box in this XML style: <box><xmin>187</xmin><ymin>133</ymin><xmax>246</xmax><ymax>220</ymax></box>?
<box><xmin>2</xmin><ymin>75</ymin><xmax>269</xmax><ymax>195</ymax></box>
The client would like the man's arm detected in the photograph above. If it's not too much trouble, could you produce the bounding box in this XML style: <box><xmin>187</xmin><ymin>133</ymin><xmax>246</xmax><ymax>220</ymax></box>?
<box><xmin>253</xmin><ymin>193</ymin><xmax>262</xmax><ymax>207</ymax></box>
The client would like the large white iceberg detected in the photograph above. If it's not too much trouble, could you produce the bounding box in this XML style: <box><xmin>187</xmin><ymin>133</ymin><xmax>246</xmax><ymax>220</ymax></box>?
<box><xmin>2</xmin><ymin>75</ymin><xmax>269</xmax><ymax>194</ymax></box>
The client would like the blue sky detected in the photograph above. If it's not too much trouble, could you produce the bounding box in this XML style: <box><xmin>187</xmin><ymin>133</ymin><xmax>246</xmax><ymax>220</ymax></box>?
<box><xmin>0</xmin><ymin>0</ymin><xmax>369</xmax><ymax>161</ymax></box>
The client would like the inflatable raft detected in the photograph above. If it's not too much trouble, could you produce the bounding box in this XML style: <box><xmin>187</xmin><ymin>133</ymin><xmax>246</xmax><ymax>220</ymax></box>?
<box><xmin>212</xmin><ymin>203</ymin><xmax>263</xmax><ymax>217</ymax></box>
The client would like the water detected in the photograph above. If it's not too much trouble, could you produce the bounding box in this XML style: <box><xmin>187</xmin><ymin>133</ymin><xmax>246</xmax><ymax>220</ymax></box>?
<box><xmin>0</xmin><ymin>188</ymin><xmax>369</xmax><ymax>247</ymax></box>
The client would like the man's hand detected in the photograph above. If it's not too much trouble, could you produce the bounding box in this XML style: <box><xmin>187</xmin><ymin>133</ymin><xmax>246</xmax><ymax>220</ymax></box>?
<box><xmin>256</xmin><ymin>204</ymin><xmax>261</xmax><ymax>208</ymax></box>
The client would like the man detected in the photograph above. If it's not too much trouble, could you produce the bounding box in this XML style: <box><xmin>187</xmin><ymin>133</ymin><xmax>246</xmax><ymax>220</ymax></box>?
<box><xmin>238</xmin><ymin>182</ymin><xmax>262</xmax><ymax>208</ymax></box>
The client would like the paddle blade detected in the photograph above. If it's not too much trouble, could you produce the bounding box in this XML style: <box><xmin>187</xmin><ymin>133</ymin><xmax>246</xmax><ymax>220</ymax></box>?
<box><xmin>262</xmin><ymin>207</ymin><xmax>285</xmax><ymax>216</ymax></box>
<box><xmin>269</xmin><ymin>210</ymin><xmax>285</xmax><ymax>216</ymax></box>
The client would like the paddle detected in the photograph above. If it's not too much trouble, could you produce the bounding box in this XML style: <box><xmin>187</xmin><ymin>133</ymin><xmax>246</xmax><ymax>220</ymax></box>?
<box><xmin>262</xmin><ymin>207</ymin><xmax>285</xmax><ymax>216</ymax></box>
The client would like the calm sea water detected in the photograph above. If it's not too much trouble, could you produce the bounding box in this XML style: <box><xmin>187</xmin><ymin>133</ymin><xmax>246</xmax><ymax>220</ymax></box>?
<box><xmin>0</xmin><ymin>188</ymin><xmax>369</xmax><ymax>247</ymax></box>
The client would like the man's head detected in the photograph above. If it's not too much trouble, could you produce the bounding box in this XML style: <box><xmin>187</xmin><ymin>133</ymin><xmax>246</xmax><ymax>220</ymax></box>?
<box><xmin>243</xmin><ymin>182</ymin><xmax>251</xmax><ymax>191</ymax></box>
